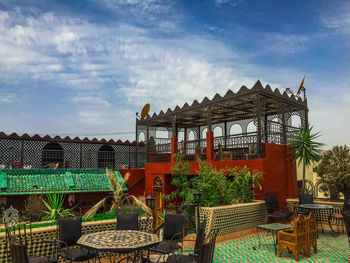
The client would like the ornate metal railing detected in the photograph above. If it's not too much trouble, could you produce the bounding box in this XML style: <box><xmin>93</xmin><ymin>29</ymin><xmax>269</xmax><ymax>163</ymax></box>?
<box><xmin>147</xmin><ymin>142</ymin><xmax>171</xmax><ymax>163</ymax></box>
<box><xmin>213</xmin><ymin>132</ymin><xmax>264</xmax><ymax>160</ymax></box>
<box><xmin>177</xmin><ymin>139</ymin><xmax>207</xmax><ymax>162</ymax></box>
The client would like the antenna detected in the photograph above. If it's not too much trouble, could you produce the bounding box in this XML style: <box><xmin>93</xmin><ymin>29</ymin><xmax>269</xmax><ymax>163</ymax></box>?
<box><xmin>140</xmin><ymin>103</ymin><xmax>150</xmax><ymax>119</ymax></box>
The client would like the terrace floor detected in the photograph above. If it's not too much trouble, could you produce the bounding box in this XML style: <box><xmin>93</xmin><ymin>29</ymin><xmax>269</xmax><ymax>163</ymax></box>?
<box><xmin>98</xmin><ymin>230</ymin><xmax>349</xmax><ymax>262</ymax></box>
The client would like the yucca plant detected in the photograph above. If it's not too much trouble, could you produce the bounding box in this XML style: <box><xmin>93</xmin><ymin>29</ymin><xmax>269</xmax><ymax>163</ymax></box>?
<box><xmin>288</xmin><ymin>126</ymin><xmax>324</xmax><ymax>194</ymax></box>
<box><xmin>42</xmin><ymin>192</ymin><xmax>75</xmax><ymax>221</ymax></box>
<box><xmin>84</xmin><ymin>169</ymin><xmax>151</xmax><ymax>219</ymax></box>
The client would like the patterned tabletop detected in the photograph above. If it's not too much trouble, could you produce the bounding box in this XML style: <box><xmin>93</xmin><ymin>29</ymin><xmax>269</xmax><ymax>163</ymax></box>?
<box><xmin>77</xmin><ymin>230</ymin><xmax>159</xmax><ymax>252</ymax></box>
<box><xmin>299</xmin><ymin>204</ymin><xmax>333</xmax><ymax>210</ymax></box>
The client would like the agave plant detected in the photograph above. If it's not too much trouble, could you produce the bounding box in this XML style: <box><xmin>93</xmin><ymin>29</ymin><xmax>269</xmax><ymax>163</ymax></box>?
<box><xmin>42</xmin><ymin>192</ymin><xmax>75</xmax><ymax>221</ymax></box>
<box><xmin>84</xmin><ymin>169</ymin><xmax>151</xmax><ymax>219</ymax></box>
<box><xmin>288</xmin><ymin>126</ymin><xmax>324</xmax><ymax>194</ymax></box>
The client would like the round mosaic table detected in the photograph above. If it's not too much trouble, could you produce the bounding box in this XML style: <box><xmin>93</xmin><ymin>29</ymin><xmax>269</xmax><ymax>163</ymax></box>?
<box><xmin>299</xmin><ymin>204</ymin><xmax>333</xmax><ymax>236</ymax></box>
<box><xmin>78</xmin><ymin>230</ymin><xmax>159</xmax><ymax>253</ymax></box>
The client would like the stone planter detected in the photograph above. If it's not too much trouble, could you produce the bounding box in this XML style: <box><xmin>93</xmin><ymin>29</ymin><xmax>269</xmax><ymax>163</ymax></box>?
<box><xmin>0</xmin><ymin>217</ymin><xmax>153</xmax><ymax>263</ymax></box>
<box><xmin>198</xmin><ymin>200</ymin><xmax>266</xmax><ymax>236</ymax></box>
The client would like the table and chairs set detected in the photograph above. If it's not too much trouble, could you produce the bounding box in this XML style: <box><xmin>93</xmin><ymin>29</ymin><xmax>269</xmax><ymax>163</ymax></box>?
<box><xmin>4</xmin><ymin>207</ymin><xmax>219</xmax><ymax>263</ymax></box>
<box><xmin>261</xmin><ymin>193</ymin><xmax>350</xmax><ymax>261</ymax></box>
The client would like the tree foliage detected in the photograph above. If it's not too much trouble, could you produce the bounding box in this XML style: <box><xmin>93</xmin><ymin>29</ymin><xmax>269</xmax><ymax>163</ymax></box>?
<box><xmin>288</xmin><ymin>126</ymin><xmax>324</xmax><ymax>193</ymax></box>
<box><xmin>317</xmin><ymin>145</ymin><xmax>350</xmax><ymax>201</ymax></box>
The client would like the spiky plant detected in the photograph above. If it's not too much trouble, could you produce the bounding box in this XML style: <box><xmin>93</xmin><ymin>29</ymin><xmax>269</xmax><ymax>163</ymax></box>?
<box><xmin>288</xmin><ymin>126</ymin><xmax>324</xmax><ymax>194</ymax></box>
<box><xmin>84</xmin><ymin>169</ymin><xmax>151</xmax><ymax>219</ymax></box>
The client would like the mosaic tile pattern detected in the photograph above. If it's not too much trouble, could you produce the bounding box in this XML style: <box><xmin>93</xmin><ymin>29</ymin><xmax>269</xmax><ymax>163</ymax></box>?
<box><xmin>212</xmin><ymin>231</ymin><xmax>350</xmax><ymax>262</ymax></box>
<box><xmin>0</xmin><ymin>217</ymin><xmax>153</xmax><ymax>263</ymax></box>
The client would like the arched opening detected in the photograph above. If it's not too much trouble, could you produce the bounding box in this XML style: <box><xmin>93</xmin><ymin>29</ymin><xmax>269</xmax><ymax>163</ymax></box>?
<box><xmin>188</xmin><ymin>130</ymin><xmax>195</xmax><ymax>141</ymax></box>
<box><xmin>247</xmin><ymin>122</ymin><xmax>257</xmax><ymax>133</ymax></box>
<box><xmin>42</xmin><ymin>142</ymin><xmax>64</xmax><ymax>168</ymax></box>
<box><xmin>97</xmin><ymin>145</ymin><xmax>115</xmax><ymax>169</ymax></box>
<box><xmin>213</xmin><ymin>126</ymin><xmax>223</xmax><ymax>137</ymax></box>
<box><xmin>230</xmin><ymin>124</ymin><xmax>242</xmax><ymax>135</ymax></box>
<box><xmin>202</xmin><ymin>128</ymin><xmax>207</xmax><ymax>139</ymax></box>
<box><xmin>177</xmin><ymin>131</ymin><xmax>184</xmax><ymax>142</ymax></box>
<box><xmin>156</xmin><ymin>129</ymin><xmax>168</xmax><ymax>139</ymax></box>
<box><xmin>138</xmin><ymin>132</ymin><xmax>145</xmax><ymax>142</ymax></box>
<box><xmin>290</xmin><ymin>115</ymin><xmax>301</xmax><ymax>128</ymax></box>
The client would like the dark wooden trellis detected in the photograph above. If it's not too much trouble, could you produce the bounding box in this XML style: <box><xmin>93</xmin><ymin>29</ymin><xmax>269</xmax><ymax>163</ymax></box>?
<box><xmin>136</xmin><ymin>80</ymin><xmax>308</xmax><ymax>162</ymax></box>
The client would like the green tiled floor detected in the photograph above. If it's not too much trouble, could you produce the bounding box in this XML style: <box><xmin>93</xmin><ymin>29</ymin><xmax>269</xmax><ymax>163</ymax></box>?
<box><xmin>213</xmin><ymin>231</ymin><xmax>350</xmax><ymax>262</ymax></box>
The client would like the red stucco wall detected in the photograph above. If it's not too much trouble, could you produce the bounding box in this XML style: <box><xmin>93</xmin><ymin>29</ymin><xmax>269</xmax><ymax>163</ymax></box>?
<box><xmin>120</xmin><ymin>168</ymin><xmax>145</xmax><ymax>198</ymax></box>
<box><xmin>144</xmin><ymin>143</ymin><xmax>297</xmax><ymax>205</ymax></box>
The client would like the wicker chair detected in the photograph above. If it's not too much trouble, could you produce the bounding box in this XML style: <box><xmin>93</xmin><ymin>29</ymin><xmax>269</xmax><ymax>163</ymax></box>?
<box><xmin>278</xmin><ymin>214</ymin><xmax>309</xmax><ymax>261</ymax></box>
<box><xmin>307</xmin><ymin>212</ymin><xmax>317</xmax><ymax>255</ymax></box>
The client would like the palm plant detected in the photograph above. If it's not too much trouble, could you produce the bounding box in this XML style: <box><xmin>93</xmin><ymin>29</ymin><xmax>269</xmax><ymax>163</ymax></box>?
<box><xmin>288</xmin><ymin>126</ymin><xmax>324</xmax><ymax>194</ymax></box>
<box><xmin>42</xmin><ymin>192</ymin><xmax>75</xmax><ymax>221</ymax></box>
<box><xmin>84</xmin><ymin>169</ymin><xmax>151</xmax><ymax>219</ymax></box>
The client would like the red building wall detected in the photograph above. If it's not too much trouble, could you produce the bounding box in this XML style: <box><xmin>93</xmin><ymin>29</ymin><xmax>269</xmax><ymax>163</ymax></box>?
<box><xmin>144</xmin><ymin>143</ymin><xmax>297</xmax><ymax>205</ymax></box>
<box><xmin>120</xmin><ymin>168</ymin><xmax>145</xmax><ymax>198</ymax></box>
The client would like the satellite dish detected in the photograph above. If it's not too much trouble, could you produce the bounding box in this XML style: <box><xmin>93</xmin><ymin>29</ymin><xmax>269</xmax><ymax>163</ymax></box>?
<box><xmin>141</xmin><ymin>103</ymin><xmax>150</xmax><ymax>119</ymax></box>
<box><xmin>297</xmin><ymin>75</ymin><xmax>305</xmax><ymax>95</ymax></box>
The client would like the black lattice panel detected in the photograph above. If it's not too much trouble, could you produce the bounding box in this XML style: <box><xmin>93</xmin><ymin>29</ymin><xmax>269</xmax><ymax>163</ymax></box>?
<box><xmin>60</xmin><ymin>142</ymin><xmax>80</xmax><ymax>168</ymax></box>
<box><xmin>23</xmin><ymin>140</ymin><xmax>48</xmax><ymax>169</ymax></box>
<box><xmin>129</xmin><ymin>146</ymin><xmax>136</xmax><ymax>168</ymax></box>
<box><xmin>0</xmin><ymin>139</ymin><xmax>21</xmax><ymax>168</ymax></box>
<box><xmin>112</xmin><ymin>145</ymin><xmax>129</xmax><ymax>168</ymax></box>
<box><xmin>81</xmin><ymin>144</ymin><xmax>100</xmax><ymax>168</ymax></box>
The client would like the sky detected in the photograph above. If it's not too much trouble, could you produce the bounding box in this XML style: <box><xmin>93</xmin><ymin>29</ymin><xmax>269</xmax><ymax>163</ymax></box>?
<box><xmin>0</xmin><ymin>0</ymin><xmax>349</xmax><ymax>148</ymax></box>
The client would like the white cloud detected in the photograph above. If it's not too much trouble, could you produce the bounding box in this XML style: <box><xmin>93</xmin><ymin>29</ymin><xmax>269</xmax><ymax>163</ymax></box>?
<box><xmin>71</xmin><ymin>96</ymin><xmax>111</xmax><ymax>107</ymax></box>
<box><xmin>0</xmin><ymin>93</ymin><xmax>15</xmax><ymax>103</ymax></box>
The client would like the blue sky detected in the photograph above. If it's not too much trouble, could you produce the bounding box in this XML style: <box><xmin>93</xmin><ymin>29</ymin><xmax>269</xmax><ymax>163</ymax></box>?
<box><xmin>0</xmin><ymin>0</ymin><xmax>349</xmax><ymax>147</ymax></box>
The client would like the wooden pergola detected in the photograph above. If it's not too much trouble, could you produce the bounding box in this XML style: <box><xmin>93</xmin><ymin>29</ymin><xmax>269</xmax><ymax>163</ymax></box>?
<box><xmin>136</xmin><ymin>80</ymin><xmax>308</xmax><ymax>162</ymax></box>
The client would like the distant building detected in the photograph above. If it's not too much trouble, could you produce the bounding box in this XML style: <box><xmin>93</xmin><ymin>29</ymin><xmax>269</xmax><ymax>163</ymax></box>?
<box><xmin>0</xmin><ymin>132</ymin><xmax>146</xmax><ymax>169</ymax></box>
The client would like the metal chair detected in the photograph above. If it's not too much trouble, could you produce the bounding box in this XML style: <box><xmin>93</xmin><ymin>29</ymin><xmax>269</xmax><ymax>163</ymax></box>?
<box><xmin>150</xmin><ymin>213</ymin><xmax>184</xmax><ymax>261</ymax></box>
<box><xmin>264</xmin><ymin>193</ymin><xmax>293</xmax><ymax>223</ymax></box>
<box><xmin>116</xmin><ymin>212</ymin><xmax>139</xmax><ymax>230</ymax></box>
<box><xmin>5</xmin><ymin>222</ymin><xmax>57</xmax><ymax>263</ymax></box>
<box><xmin>297</xmin><ymin>194</ymin><xmax>313</xmax><ymax>216</ymax></box>
<box><xmin>44</xmin><ymin>216</ymin><xmax>99</xmax><ymax>262</ymax></box>
<box><xmin>166</xmin><ymin>228</ymin><xmax>218</xmax><ymax>263</ymax></box>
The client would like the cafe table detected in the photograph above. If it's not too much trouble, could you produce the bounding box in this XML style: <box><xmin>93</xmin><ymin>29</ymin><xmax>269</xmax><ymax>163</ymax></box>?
<box><xmin>77</xmin><ymin>230</ymin><xmax>159</xmax><ymax>263</ymax></box>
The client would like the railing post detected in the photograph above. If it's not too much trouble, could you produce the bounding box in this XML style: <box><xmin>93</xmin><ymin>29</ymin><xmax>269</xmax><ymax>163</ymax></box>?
<box><xmin>206</xmin><ymin>131</ymin><xmax>214</xmax><ymax>162</ymax></box>
<box><xmin>171</xmin><ymin>137</ymin><xmax>178</xmax><ymax>163</ymax></box>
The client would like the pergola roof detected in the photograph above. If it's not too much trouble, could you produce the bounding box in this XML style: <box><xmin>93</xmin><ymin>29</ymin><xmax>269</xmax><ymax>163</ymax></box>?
<box><xmin>0</xmin><ymin>169</ymin><xmax>127</xmax><ymax>195</ymax></box>
<box><xmin>136</xmin><ymin>80</ymin><xmax>307</xmax><ymax>129</ymax></box>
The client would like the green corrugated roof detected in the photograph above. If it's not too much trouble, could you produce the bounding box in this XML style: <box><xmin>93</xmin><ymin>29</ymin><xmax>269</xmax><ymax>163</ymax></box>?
<box><xmin>0</xmin><ymin>169</ymin><xmax>127</xmax><ymax>195</ymax></box>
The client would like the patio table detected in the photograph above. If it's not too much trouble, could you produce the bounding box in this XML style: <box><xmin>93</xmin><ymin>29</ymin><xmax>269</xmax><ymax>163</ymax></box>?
<box><xmin>256</xmin><ymin>223</ymin><xmax>293</xmax><ymax>255</ymax></box>
<box><xmin>299</xmin><ymin>204</ymin><xmax>333</xmax><ymax>236</ymax></box>
<box><xmin>77</xmin><ymin>230</ymin><xmax>159</xmax><ymax>262</ymax></box>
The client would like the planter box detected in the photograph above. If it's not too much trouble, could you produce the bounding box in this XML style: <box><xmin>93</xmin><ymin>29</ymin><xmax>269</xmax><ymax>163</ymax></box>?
<box><xmin>287</xmin><ymin>198</ymin><xmax>344</xmax><ymax>226</ymax></box>
<box><xmin>198</xmin><ymin>200</ymin><xmax>267</xmax><ymax>236</ymax></box>
<box><xmin>0</xmin><ymin>217</ymin><xmax>153</xmax><ymax>263</ymax></box>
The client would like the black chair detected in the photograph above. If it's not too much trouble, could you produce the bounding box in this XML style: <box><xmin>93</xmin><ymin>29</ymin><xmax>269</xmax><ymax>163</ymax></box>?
<box><xmin>150</xmin><ymin>214</ymin><xmax>184</xmax><ymax>260</ymax></box>
<box><xmin>264</xmin><ymin>193</ymin><xmax>293</xmax><ymax>223</ymax></box>
<box><xmin>5</xmin><ymin>223</ymin><xmax>57</xmax><ymax>263</ymax></box>
<box><xmin>117</xmin><ymin>212</ymin><xmax>139</xmax><ymax>230</ymax></box>
<box><xmin>166</xmin><ymin>228</ymin><xmax>218</xmax><ymax>263</ymax></box>
<box><xmin>45</xmin><ymin>217</ymin><xmax>98</xmax><ymax>263</ymax></box>
<box><xmin>297</xmin><ymin>194</ymin><xmax>314</xmax><ymax>215</ymax></box>
<box><xmin>342</xmin><ymin>210</ymin><xmax>350</xmax><ymax>247</ymax></box>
